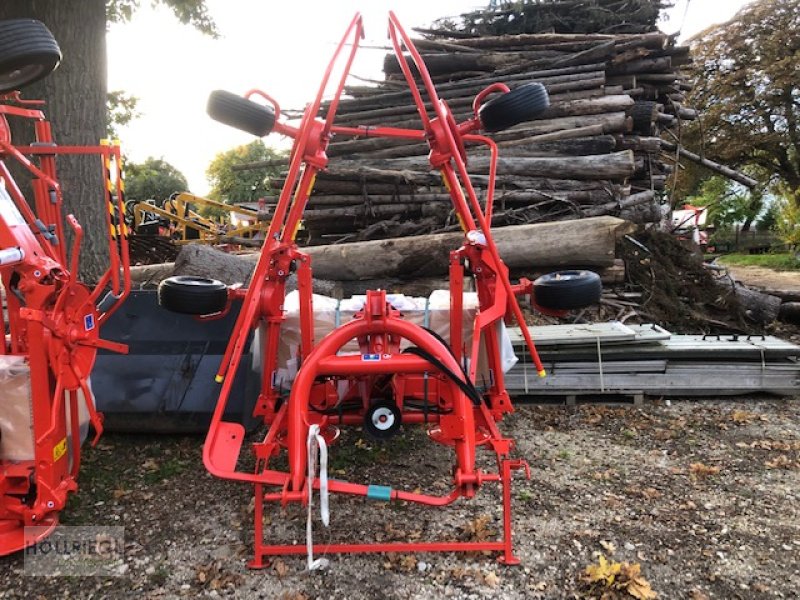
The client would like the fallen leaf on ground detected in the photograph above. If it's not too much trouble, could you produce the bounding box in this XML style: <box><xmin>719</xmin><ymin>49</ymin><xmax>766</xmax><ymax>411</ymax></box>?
<box><xmin>600</xmin><ymin>540</ymin><xmax>617</xmax><ymax>555</ymax></box>
<box><xmin>765</xmin><ymin>455</ymin><xmax>796</xmax><ymax>469</ymax></box>
<box><xmin>689</xmin><ymin>462</ymin><xmax>721</xmax><ymax>479</ymax></box>
<box><xmin>581</xmin><ymin>554</ymin><xmax>657</xmax><ymax>599</ymax></box>
<box><xmin>483</xmin><ymin>570</ymin><xmax>500</xmax><ymax>587</ymax></box>
<box><xmin>273</xmin><ymin>559</ymin><xmax>288</xmax><ymax>578</ymax></box>
<box><xmin>141</xmin><ymin>458</ymin><xmax>159</xmax><ymax>471</ymax></box>
<box><xmin>730</xmin><ymin>410</ymin><xmax>757</xmax><ymax>424</ymax></box>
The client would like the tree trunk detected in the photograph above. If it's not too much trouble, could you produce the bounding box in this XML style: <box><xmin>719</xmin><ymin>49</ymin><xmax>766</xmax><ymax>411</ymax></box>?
<box><xmin>0</xmin><ymin>0</ymin><xmax>108</xmax><ymax>282</ymax></box>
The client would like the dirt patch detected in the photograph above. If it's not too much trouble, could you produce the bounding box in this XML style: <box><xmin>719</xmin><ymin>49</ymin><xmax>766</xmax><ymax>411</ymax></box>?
<box><xmin>723</xmin><ymin>264</ymin><xmax>800</xmax><ymax>294</ymax></box>
<box><xmin>1</xmin><ymin>397</ymin><xmax>799</xmax><ymax>599</ymax></box>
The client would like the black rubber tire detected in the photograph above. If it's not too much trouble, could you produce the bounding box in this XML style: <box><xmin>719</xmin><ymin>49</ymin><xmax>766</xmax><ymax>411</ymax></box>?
<box><xmin>158</xmin><ymin>276</ymin><xmax>228</xmax><ymax>315</ymax></box>
<box><xmin>0</xmin><ymin>19</ymin><xmax>61</xmax><ymax>93</ymax></box>
<box><xmin>207</xmin><ymin>90</ymin><xmax>275</xmax><ymax>137</ymax></box>
<box><xmin>629</xmin><ymin>101</ymin><xmax>658</xmax><ymax>136</ymax></box>
<box><xmin>363</xmin><ymin>400</ymin><xmax>402</xmax><ymax>440</ymax></box>
<box><xmin>533</xmin><ymin>270</ymin><xmax>602</xmax><ymax>311</ymax></box>
<box><xmin>478</xmin><ymin>82</ymin><xmax>550</xmax><ymax>133</ymax></box>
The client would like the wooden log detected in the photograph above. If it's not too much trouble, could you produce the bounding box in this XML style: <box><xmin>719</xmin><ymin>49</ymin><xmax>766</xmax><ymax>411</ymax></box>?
<box><xmin>410</xmin><ymin>31</ymin><xmax>669</xmax><ymax>50</ymax></box>
<box><xmin>328</xmin><ymin>95</ymin><xmax>636</xmax><ymax>133</ymax></box>
<box><xmin>302</xmin><ymin>167</ymin><xmax>626</xmax><ymax>192</ymax></box>
<box><xmin>661</xmin><ymin>142</ymin><xmax>758</xmax><ymax>189</ymax></box>
<box><xmin>614</xmin><ymin>135</ymin><xmax>662</xmax><ymax>153</ymax></box>
<box><xmin>302</xmin><ymin>203</ymin><xmax>430</xmax><ymax>221</ymax></box>
<box><xmin>731</xmin><ymin>284</ymin><xmax>782</xmax><ymax>324</ymax></box>
<box><xmin>137</xmin><ymin>216</ymin><xmax>634</xmax><ymax>284</ymax></box>
<box><xmin>338</xmin><ymin>63</ymin><xmax>607</xmax><ymax>109</ymax></box>
<box><xmin>332</xmin><ymin>76</ymin><xmax>606</xmax><ymax>125</ymax></box>
<box><xmin>758</xmin><ymin>290</ymin><xmax>800</xmax><ymax>303</ymax></box>
<box><xmin>297</xmin><ymin>180</ymin><xmax>420</xmax><ymax>195</ymax></box>
<box><xmin>345</xmin><ymin>150</ymin><xmax>636</xmax><ymax>180</ymax></box>
<box><xmin>383</xmin><ymin>49</ymin><xmax>592</xmax><ymax>76</ymax></box>
<box><xmin>304</xmin><ymin>216</ymin><xmax>634</xmax><ymax>279</ymax></box>
<box><xmin>326</xmin><ymin>260</ymin><xmax>625</xmax><ymax>297</ymax></box>
<box><xmin>583</xmin><ymin>190</ymin><xmax>655</xmax><ymax>217</ymax></box>
<box><xmin>489</xmin><ymin>135</ymin><xmax>618</xmax><ymax>157</ymax></box>
<box><xmin>326</xmin><ymin>111</ymin><xmax>630</xmax><ymax>159</ymax></box>
<box><xmin>778</xmin><ymin>302</ymin><xmax>800</xmax><ymax>325</ymax></box>
<box><xmin>536</xmin><ymin>94</ymin><xmax>635</xmax><ymax>120</ymax></box>
<box><xmin>618</xmin><ymin>198</ymin><xmax>663</xmax><ymax>224</ymax></box>
<box><xmin>497</xmin><ymin>112</ymin><xmax>631</xmax><ymax>137</ymax></box>
<box><xmin>338</xmin><ymin>69</ymin><xmax>606</xmax><ymax>111</ymax></box>
<box><xmin>276</xmin><ymin>188</ymin><xmax>615</xmax><ymax>209</ymax></box>
<box><xmin>635</xmin><ymin>73</ymin><xmax>678</xmax><ymax>84</ymax></box>
<box><xmin>607</xmin><ymin>56</ymin><xmax>672</xmax><ymax>75</ymax></box>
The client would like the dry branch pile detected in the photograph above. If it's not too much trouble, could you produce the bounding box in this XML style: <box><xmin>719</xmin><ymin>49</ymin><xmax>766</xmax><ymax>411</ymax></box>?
<box><xmin>242</xmin><ymin>1</ymin><xmax>701</xmax><ymax>246</ymax></box>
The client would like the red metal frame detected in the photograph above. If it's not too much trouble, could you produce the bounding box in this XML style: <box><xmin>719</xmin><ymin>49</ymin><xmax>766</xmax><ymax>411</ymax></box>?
<box><xmin>205</xmin><ymin>12</ymin><xmax>550</xmax><ymax>567</ymax></box>
<box><xmin>0</xmin><ymin>92</ymin><xmax>131</xmax><ymax>554</ymax></box>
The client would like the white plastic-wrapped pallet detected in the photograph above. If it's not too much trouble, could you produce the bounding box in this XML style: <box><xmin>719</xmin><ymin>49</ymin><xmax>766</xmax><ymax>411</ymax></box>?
<box><xmin>259</xmin><ymin>290</ymin><xmax>518</xmax><ymax>386</ymax></box>
<box><xmin>0</xmin><ymin>355</ymin><xmax>90</xmax><ymax>464</ymax></box>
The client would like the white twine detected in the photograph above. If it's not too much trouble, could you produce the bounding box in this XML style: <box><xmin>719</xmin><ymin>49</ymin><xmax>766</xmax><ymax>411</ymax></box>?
<box><xmin>306</xmin><ymin>424</ymin><xmax>330</xmax><ymax>571</ymax></box>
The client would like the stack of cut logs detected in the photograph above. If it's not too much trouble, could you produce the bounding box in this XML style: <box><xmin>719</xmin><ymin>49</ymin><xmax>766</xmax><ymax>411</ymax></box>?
<box><xmin>253</xmin><ymin>24</ymin><xmax>699</xmax><ymax>245</ymax></box>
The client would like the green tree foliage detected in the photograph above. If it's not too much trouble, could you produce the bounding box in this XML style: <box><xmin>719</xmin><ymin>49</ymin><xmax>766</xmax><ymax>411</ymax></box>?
<box><xmin>775</xmin><ymin>199</ymin><xmax>800</xmax><ymax>250</ymax></box>
<box><xmin>687</xmin><ymin>0</ymin><xmax>800</xmax><ymax>206</ymax></box>
<box><xmin>686</xmin><ymin>176</ymin><xmax>765</xmax><ymax>232</ymax></box>
<box><xmin>106</xmin><ymin>2</ymin><xmax>218</xmax><ymax>140</ymax></box>
<box><xmin>0</xmin><ymin>0</ymin><xmax>217</xmax><ymax>280</ymax></box>
<box><xmin>206</xmin><ymin>140</ymin><xmax>284</xmax><ymax>205</ymax></box>
<box><xmin>106</xmin><ymin>0</ymin><xmax>218</xmax><ymax>36</ymax></box>
<box><xmin>125</xmin><ymin>157</ymin><xmax>188</xmax><ymax>202</ymax></box>
<box><xmin>107</xmin><ymin>90</ymin><xmax>140</xmax><ymax>138</ymax></box>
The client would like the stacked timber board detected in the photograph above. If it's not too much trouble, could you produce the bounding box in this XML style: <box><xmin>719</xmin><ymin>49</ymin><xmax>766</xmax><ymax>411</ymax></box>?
<box><xmin>507</xmin><ymin>323</ymin><xmax>800</xmax><ymax>398</ymax></box>
<box><xmin>254</xmin><ymin>3</ymin><xmax>691</xmax><ymax>244</ymax></box>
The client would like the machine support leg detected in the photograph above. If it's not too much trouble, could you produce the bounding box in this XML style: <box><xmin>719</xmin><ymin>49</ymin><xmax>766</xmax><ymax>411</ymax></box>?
<box><xmin>249</xmin><ymin>484</ymin><xmax>268</xmax><ymax>570</ymax></box>
<box><xmin>498</xmin><ymin>459</ymin><xmax>528</xmax><ymax>566</ymax></box>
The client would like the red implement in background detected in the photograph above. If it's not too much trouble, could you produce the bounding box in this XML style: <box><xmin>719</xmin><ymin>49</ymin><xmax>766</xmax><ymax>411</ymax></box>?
<box><xmin>183</xmin><ymin>12</ymin><xmax>561</xmax><ymax>567</ymax></box>
<box><xmin>0</xmin><ymin>21</ymin><xmax>131</xmax><ymax>554</ymax></box>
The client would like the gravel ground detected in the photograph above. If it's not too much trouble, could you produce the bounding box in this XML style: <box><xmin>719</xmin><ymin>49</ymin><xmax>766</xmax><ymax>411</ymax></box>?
<box><xmin>1</xmin><ymin>397</ymin><xmax>799</xmax><ymax>599</ymax></box>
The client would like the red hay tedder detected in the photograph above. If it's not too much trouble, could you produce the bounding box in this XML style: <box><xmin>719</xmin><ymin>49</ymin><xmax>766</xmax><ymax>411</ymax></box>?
<box><xmin>0</xmin><ymin>19</ymin><xmax>130</xmax><ymax>555</ymax></box>
<box><xmin>159</xmin><ymin>12</ymin><xmax>601</xmax><ymax>568</ymax></box>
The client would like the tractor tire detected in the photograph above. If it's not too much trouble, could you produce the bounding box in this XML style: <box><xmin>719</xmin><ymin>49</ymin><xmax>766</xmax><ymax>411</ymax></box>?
<box><xmin>207</xmin><ymin>90</ymin><xmax>275</xmax><ymax>137</ymax></box>
<box><xmin>629</xmin><ymin>101</ymin><xmax>658</xmax><ymax>136</ymax></box>
<box><xmin>533</xmin><ymin>270</ymin><xmax>602</xmax><ymax>311</ymax></box>
<box><xmin>478</xmin><ymin>82</ymin><xmax>549</xmax><ymax>133</ymax></box>
<box><xmin>0</xmin><ymin>19</ymin><xmax>61</xmax><ymax>93</ymax></box>
<box><xmin>158</xmin><ymin>276</ymin><xmax>228</xmax><ymax>315</ymax></box>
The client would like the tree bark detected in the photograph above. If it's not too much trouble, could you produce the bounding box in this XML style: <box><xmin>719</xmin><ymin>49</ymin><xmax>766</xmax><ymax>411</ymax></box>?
<box><xmin>0</xmin><ymin>0</ymin><xmax>108</xmax><ymax>281</ymax></box>
<box><xmin>661</xmin><ymin>142</ymin><xmax>758</xmax><ymax>189</ymax></box>
<box><xmin>344</xmin><ymin>151</ymin><xmax>636</xmax><ymax>180</ymax></box>
<box><xmin>728</xmin><ymin>284</ymin><xmax>782</xmax><ymax>324</ymax></box>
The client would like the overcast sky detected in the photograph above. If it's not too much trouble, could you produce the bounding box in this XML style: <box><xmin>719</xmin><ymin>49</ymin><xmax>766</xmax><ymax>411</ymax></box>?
<box><xmin>107</xmin><ymin>0</ymin><xmax>754</xmax><ymax>195</ymax></box>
